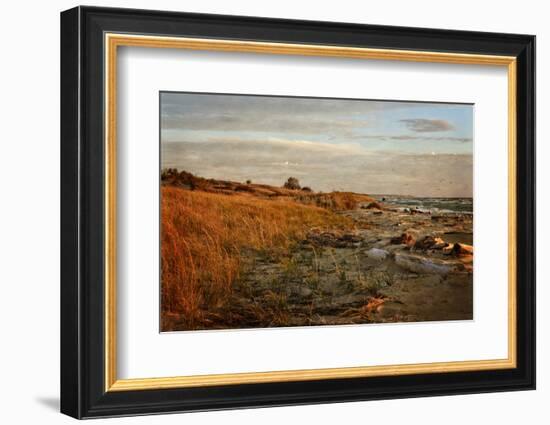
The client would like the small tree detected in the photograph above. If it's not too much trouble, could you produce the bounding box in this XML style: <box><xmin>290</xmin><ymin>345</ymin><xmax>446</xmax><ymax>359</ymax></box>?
<box><xmin>161</xmin><ymin>168</ymin><xmax>178</xmax><ymax>181</ymax></box>
<box><xmin>283</xmin><ymin>177</ymin><xmax>301</xmax><ymax>190</ymax></box>
<box><xmin>246</xmin><ymin>179</ymin><xmax>252</xmax><ymax>184</ymax></box>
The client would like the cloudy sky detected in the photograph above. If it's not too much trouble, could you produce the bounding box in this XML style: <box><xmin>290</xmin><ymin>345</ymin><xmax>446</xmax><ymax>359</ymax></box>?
<box><xmin>160</xmin><ymin>92</ymin><xmax>473</xmax><ymax>197</ymax></box>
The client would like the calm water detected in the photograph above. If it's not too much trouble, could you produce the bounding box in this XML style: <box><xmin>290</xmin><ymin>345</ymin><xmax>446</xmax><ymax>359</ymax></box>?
<box><xmin>373</xmin><ymin>195</ymin><xmax>473</xmax><ymax>214</ymax></box>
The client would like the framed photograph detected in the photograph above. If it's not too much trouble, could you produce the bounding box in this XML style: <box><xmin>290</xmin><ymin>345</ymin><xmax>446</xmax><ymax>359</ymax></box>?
<box><xmin>60</xmin><ymin>6</ymin><xmax>535</xmax><ymax>419</ymax></box>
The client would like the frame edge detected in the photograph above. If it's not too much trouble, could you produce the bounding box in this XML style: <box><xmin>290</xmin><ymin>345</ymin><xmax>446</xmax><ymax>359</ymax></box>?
<box><xmin>60</xmin><ymin>6</ymin><xmax>83</xmax><ymax>420</ymax></box>
<box><xmin>515</xmin><ymin>34</ymin><xmax>536</xmax><ymax>391</ymax></box>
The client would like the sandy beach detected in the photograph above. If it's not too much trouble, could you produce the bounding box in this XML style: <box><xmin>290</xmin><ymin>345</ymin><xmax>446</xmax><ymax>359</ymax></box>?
<box><xmin>230</xmin><ymin>199</ymin><xmax>473</xmax><ymax>327</ymax></box>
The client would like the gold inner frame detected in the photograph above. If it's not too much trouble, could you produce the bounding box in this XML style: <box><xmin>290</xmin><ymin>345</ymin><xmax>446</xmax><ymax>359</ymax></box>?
<box><xmin>104</xmin><ymin>33</ymin><xmax>517</xmax><ymax>392</ymax></box>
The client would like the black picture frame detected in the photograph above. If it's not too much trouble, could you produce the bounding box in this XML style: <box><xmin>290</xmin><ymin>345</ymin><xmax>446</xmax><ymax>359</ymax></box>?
<box><xmin>61</xmin><ymin>5</ymin><xmax>535</xmax><ymax>419</ymax></box>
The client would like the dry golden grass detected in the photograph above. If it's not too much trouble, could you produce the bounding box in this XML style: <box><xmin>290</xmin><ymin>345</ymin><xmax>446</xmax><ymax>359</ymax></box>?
<box><xmin>161</xmin><ymin>186</ymin><xmax>354</xmax><ymax>331</ymax></box>
<box><xmin>293</xmin><ymin>191</ymin><xmax>374</xmax><ymax>211</ymax></box>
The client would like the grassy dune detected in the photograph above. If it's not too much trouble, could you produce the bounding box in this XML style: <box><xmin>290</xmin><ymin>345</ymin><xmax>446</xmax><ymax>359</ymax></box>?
<box><xmin>161</xmin><ymin>185</ymin><xmax>357</xmax><ymax>331</ymax></box>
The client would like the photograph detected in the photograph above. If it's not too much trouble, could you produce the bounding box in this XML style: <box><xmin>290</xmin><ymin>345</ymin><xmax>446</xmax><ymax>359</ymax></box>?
<box><xmin>160</xmin><ymin>92</ymin><xmax>474</xmax><ymax>331</ymax></box>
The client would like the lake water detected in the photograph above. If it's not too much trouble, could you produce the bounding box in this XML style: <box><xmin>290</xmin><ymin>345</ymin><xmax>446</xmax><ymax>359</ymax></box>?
<box><xmin>373</xmin><ymin>195</ymin><xmax>473</xmax><ymax>214</ymax></box>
